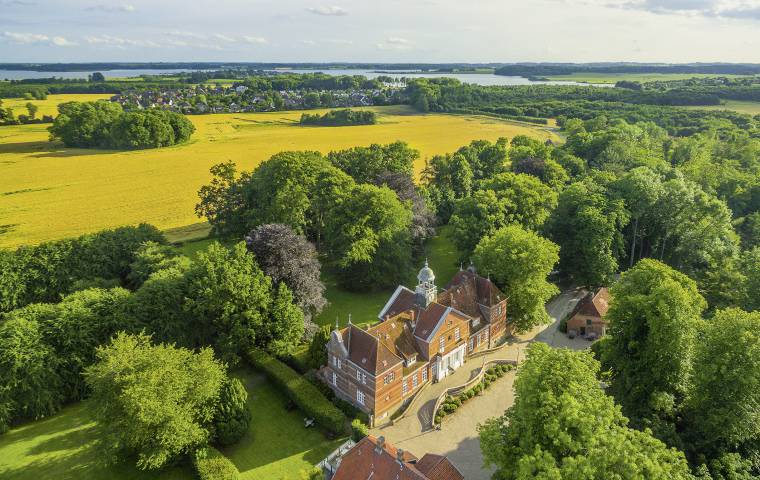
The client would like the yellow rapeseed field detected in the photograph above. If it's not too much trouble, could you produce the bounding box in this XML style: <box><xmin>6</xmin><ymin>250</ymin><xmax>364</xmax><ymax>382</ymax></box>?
<box><xmin>1</xmin><ymin>94</ymin><xmax>114</xmax><ymax>118</ymax></box>
<box><xmin>0</xmin><ymin>97</ymin><xmax>559</xmax><ymax>248</ymax></box>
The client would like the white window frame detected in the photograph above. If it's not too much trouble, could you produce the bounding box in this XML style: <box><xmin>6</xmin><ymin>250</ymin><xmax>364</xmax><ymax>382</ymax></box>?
<box><xmin>356</xmin><ymin>370</ymin><xmax>361</xmax><ymax>381</ymax></box>
<box><xmin>439</xmin><ymin>337</ymin><xmax>445</xmax><ymax>353</ymax></box>
<box><xmin>402</xmin><ymin>380</ymin><xmax>408</xmax><ymax>395</ymax></box>
<box><xmin>422</xmin><ymin>368</ymin><xmax>428</xmax><ymax>382</ymax></box>
<box><xmin>356</xmin><ymin>389</ymin><xmax>364</xmax><ymax>405</ymax></box>
<box><xmin>412</xmin><ymin>374</ymin><xmax>418</xmax><ymax>388</ymax></box>
<box><xmin>362</xmin><ymin>373</ymin><xmax>367</xmax><ymax>385</ymax></box>
<box><xmin>332</xmin><ymin>372</ymin><xmax>337</xmax><ymax>386</ymax></box>
<box><xmin>337</xmin><ymin>358</ymin><xmax>342</xmax><ymax>369</ymax></box>
<box><xmin>455</xmin><ymin>327</ymin><xmax>461</xmax><ymax>341</ymax></box>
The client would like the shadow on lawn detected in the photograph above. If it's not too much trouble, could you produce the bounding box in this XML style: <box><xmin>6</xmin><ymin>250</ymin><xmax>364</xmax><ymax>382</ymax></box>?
<box><xmin>0</xmin><ymin>140</ymin><xmax>119</xmax><ymax>158</ymax></box>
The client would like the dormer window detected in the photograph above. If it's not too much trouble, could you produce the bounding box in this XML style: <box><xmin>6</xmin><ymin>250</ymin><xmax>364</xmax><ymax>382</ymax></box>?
<box><xmin>405</xmin><ymin>355</ymin><xmax>417</xmax><ymax>367</ymax></box>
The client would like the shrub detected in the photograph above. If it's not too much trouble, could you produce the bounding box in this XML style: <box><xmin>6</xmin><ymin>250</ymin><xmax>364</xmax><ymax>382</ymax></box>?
<box><xmin>300</xmin><ymin>109</ymin><xmax>377</xmax><ymax>126</ymax></box>
<box><xmin>351</xmin><ymin>418</ymin><xmax>369</xmax><ymax>442</ymax></box>
<box><xmin>213</xmin><ymin>378</ymin><xmax>251</xmax><ymax>446</ymax></box>
<box><xmin>248</xmin><ymin>349</ymin><xmax>347</xmax><ymax>434</ymax></box>
<box><xmin>194</xmin><ymin>447</ymin><xmax>240</xmax><ymax>480</ymax></box>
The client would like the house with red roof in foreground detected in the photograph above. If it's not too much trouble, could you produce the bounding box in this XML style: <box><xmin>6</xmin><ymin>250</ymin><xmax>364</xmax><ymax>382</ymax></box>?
<box><xmin>322</xmin><ymin>261</ymin><xmax>510</xmax><ymax>425</ymax></box>
<box><xmin>330</xmin><ymin>435</ymin><xmax>464</xmax><ymax>480</ymax></box>
<box><xmin>565</xmin><ymin>287</ymin><xmax>610</xmax><ymax>339</ymax></box>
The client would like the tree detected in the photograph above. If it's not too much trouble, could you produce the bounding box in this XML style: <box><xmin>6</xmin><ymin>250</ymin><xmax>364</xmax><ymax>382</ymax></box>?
<box><xmin>739</xmin><ymin>246</ymin><xmax>760</xmax><ymax>312</ymax></box>
<box><xmin>327</xmin><ymin>141</ymin><xmax>417</xmax><ymax>183</ymax></box>
<box><xmin>600</xmin><ymin>259</ymin><xmax>706</xmax><ymax>440</ymax></box>
<box><xmin>423</xmin><ymin>152</ymin><xmax>473</xmax><ymax>221</ymax></box>
<box><xmin>373</xmin><ymin>171</ymin><xmax>435</xmax><ymax>248</ymax></box>
<box><xmin>245</xmin><ymin>224</ymin><xmax>326</xmax><ymax>327</ymax></box>
<box><xmin>213</xmin><ymin>378</ymin><xmax>250</xmax><ymax>446</ymax></box>
<box><xmin>307</xmin><ymin>325</ymin><xmax>331</xmax><ymax>370</ymax></box>
<box><xmin>85</xmin><ymin>333</ymin><xmax>226</xmax><ymax>470</ymax></box>
<box><xmin>184</xmin><ymin>242</ymin><xmax>295</xmax><ymax>364</ymax></box>
<box><xmin>126</xmin><ymin>241</ymin><xmax>190</xmax><ymax>288</ymax></box>
<box><xmin>196</xmin><ymin>161</ymin><xmax>250</xmax><ymax>238</ymax></box>
<box><xmin>684</xmin><ymin>308</ymin><xmax>760</xmax><ymax>464</ymax></box>
<box><xmin>478</xmin><ymin>343</ymin><xmax>692</xmax><ymax>480</ymax></box>
<box><xmin>25</xmin><ymin>102</ymin><xmax>38</xmax><ymax>120</ymax></box>
<box><xmin>262</xmin><ymin>282</ymin><xmax>305</xmax><ymax>357</ymax></box>
<box><xmin>0</xmin><ymin>314</ymin><xmax>61</xmax><ymax>432</ymax></box>
<box><xmin>90</xmin><ymin>72</ymin><xmax>106</xmax><ymax>82</ymax></box>
<box><xmin>548</xmin><ymin>179</ymin><xmax>628</xmax><ymax>287</ymax></box>
<box><xmin>325</xmin><ymin>183</ymin><xmax>412</xmax><ymax>290</ymax></box>
<box><xmin>472</xmin><ymin>225</ymin><xmax>559</xmax><ymax>331</ymax></box>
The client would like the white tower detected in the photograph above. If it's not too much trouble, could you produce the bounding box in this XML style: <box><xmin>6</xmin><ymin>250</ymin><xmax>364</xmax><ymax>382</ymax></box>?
<box><xmin>415</xmin><ymin>259</ymin><xmax>436</xmax><ymax>308</ymax></box>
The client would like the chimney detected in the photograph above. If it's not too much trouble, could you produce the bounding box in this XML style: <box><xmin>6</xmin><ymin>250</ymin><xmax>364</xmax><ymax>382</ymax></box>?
<box><xmin>375</xmin><ymin>436</ymin><xmax>385</xmax><ymax>455</ymax></box>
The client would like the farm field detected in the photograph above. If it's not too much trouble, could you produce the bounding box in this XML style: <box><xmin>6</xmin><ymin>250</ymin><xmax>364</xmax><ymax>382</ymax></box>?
<box><xmin>684</xmin><ymin>100</ymin><xmax>760</xmax><ymax>116</ymax></box>
<box><xmin>0</xmin><ymin>369</ymin><xmax>344</xmax><ymax>480</ymax></box>
<box><xmin>0</xmin><ymin>97</ymin><xmax>559</xmax><ymax>248</ymax></box>
<box><xmin>544</xmin><ymin>72</ymin><xmax>750</xmax><ymax>84</ymax></box>
<box><xmin>1</xmin><ymin>94</ymin><xmax>113</xmax><ymax>118</ymax></box>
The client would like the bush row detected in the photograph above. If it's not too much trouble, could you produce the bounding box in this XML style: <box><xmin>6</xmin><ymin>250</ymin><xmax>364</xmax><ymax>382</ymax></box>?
<box><xmin>248</xmin><ymin>349</ymin><xmax>347</xmax><ymax>435</ymax></box>
<box><xmin>194</xmin><ymin>447</ymin><xmax>240</xmax><ymax>480</ymax></box>
<box><xmin>300</xmin><ymin>109</ymin><xmax>377</xmax><ymax>126</ymax></box>
<box><xmin>434</xmin><ymin>363</ymin><xmax>514</xmax><ymax>425</ymax></box>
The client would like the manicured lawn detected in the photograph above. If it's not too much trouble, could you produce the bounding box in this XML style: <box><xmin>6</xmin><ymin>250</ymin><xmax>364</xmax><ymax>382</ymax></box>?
<box><xmin>0</xmin><ymin>403</ymin><xmax>192</xmax><ymax>480</ymax></box>
<box><xmin>224</xmin><ymin>370</ymin><xmax>346</xmax><ymax>480</ymax></box>
<box><xmin>0</xmin><ymin>369</ymin><xmax>344</xmax><ymax>480</ymax></box>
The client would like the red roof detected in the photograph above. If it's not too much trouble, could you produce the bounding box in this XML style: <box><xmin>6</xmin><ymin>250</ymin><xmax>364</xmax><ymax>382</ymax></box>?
<box><xmin>572</xmin><ymin>287</ymin><xmax>610</xmax><ymax>318</ymax></box>
<box><xmin>332</xmin><ymin>436</ymin><xmax>462</xmax><ymax>480</ymax></box>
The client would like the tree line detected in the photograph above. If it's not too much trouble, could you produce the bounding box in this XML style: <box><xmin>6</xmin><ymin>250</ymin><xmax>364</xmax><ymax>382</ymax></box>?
<box><xmin>300</xmin><ymin>109</ymin><xmax>377</xmax><ymax>126</ymax></box>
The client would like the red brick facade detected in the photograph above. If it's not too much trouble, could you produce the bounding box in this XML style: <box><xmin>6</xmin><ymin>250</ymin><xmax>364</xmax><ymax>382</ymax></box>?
<box><xmin>322</xmin><ymin>262</ymin><xmax>510</xmax><ymax>425</ymax></box>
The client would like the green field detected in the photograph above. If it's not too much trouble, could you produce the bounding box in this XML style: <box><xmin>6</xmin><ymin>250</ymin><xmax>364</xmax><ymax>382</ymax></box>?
<box><xmin>684</xmin><ymin>100</ymin><xmax>760</xmax><ymax>116</ymax></box>
<box><xmin>545</xmin><ymin>72</ymin><xmax>751</xmax><ymax>84</ymax></box>
<box><xmin>0</xmin><ymin>370</ymin><xmax>344</xmax><ymax>480</ymax></box>
<box><xmin>0</xmin><ymin>96</ymin><xmax>558</xmax><ymax>249</ymax></box>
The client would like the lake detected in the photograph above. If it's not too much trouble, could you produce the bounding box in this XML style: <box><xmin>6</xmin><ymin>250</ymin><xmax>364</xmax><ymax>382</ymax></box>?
<box><xmin>0</xmin><ymin>67</ymin><xmax>609</xmax><ymax>87</ymax></box>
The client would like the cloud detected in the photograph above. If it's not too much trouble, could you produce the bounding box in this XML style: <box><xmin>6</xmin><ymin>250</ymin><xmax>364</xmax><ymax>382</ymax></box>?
<box><xmin>1</xmin><ymin>31</ymin><xmax>76</xmax><ymax>46</ymax></box>
<box><xmin>377</xmin><ymin>37</ymin><xmax>413</xmax><ymax>50</ymax></box>
<box><xmin>242</xmin><ymin>35</ymin><xmax>268</xmax><ymax>44</ymax></box>
<box><xmin>86</xmin><ymin>3</ymin><xmax>135</xmax><ymax>13</ymax></box>
<box><xmin>302</xmin><ymin>39</ymin><xmax>316</xmax><ymax>45</ymax></box>
<box><xmin>561</xmin><ymin>0</ymin><xmax>760</xmax><ymax>20</ymax></box>
<box><xmin>306</xmin><ymin>5</ymin><xmax>348</xmax><ymax>16</ymax></box>
<box><xmin>85</xmin><ymin>34</ymin><xmax>159</xmax><ymax>47</ymax></box>
<box><xmin>0</xmin><ymin>0</ymin><xmax>36</xmax><ymax>6</ymax></box>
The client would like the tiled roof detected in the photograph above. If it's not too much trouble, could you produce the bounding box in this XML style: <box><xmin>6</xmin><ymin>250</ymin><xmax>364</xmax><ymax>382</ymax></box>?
<box><xmin>332</xmin><ymin>436</ymin><xmax>461</xmax><ymax>480</ymax></box>
<box><xmin>416</xmin><ymin>453</ymin><xmax>465</xmax><ymax>480</ymax></box>
<box><xmin>344</xmin><ymin>325</ymin><xmax>403</xmax><ymax>375</ymax></box>
<box><xmin>378</xmin><ymin>286</ymin><xmax>418</xmax><ymax>320</ymax></box>
<box><xmin>370</xmin><ymin>316</ymin><xmax>419</xmax><ymax>362</ymax></box>
<box><xmin>572</xmin><ymin>287</ymin><xmax>610</xmax><ymax>318</ymax></box>
<box><xmin>440</xmin><ymin>270</ymin><xmax>505</xmax><ymax>324</ymax></box>
<box><xmin>414</xmin><ymin>303</ymin><xmax>450</xmax><ymax>340</ymax></box>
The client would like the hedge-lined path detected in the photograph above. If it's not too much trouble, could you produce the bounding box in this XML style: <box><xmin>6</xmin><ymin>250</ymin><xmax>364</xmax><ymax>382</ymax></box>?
<box><xmin>371</xmin><ymin>287</ymin><xmax>588</xmax><ymax>480</ymax></box>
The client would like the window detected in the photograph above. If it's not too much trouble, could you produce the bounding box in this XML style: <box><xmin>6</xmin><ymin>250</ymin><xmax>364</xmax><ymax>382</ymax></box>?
<box><xmin>469</xmin><ymin>337</ymin><xmax>474</xmax><ymax>352</ymax></box>
<box><xmin>332</xmin><ymin>355</ymin><xmax>336</xmax><ymax>367</ymax></box>
<box><xmin>586</xmin><ymin>319</ymin><xmax>592</xmax><ymax>326</ymax></box>
<box><xmin>356</xmin><ymin>370</ymin><xmax>361</xmax><ymax>381</ymax></box>
<box><xmin>439</xmin><ymin>337</ymin><xmax>445</xmax><ymax>353</ymax></box>
<box><xmin>402</xmin><ymin>381</ymin><xmax>408</xmax><ymax>395</ymax></box>
<box><xmin>362</xmin><ymin>373</ymin><xmax>367</xmax><ymax>385</ymax></box>
<box><xmin>412</xmin><ymin>374</ymin><xmax>418</xmax><ymax>388</ymax></box>
<box><xmin>337</xmin><ymin>358</ymin><xmax>342</xmax><ymax>369</ymax></box>
<box><xmin>455</xmin><ymin>327</ymin><xmax>461</xmax><ymax>341</ymax></box>
<box><xmin>332</xmin><ymin>372</ymin><xmax>337</xmax><ymax>386</ymax></box>
<box><xmin>384</xmin><ymin>372</ymin><xmax>395</xmax><ymax>385</ymax></box>
<box><xmin>422</xmin><ymin>368</ymin><xmax>428</xmax><ymax>382</ymax></box>
<box><xmin>357</xmin><ymin>389</ymin><xmax>364</xmax><ymax>405</ymax></box>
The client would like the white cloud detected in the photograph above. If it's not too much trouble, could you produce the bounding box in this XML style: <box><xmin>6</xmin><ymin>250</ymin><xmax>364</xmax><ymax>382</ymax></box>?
<box><xmin>214</xmin><ymin>33</ymin><xmax>236</xmax><ymax>42</ymax></box>
<box><xmin>85</xmin><ymin>34</ymin><xmax>159</xmax><ymax>47</ymax></box>
<box><xmin>1</xmin><ymin>31</ymin><xmax>75</xmax><ymax>46</ymax></box>
<box><xmin>559</xmin><ymin>0</ymin><xmax>760</xmax><ymax>19</ymax></box>
<box><xmin>306</xmin><ymin>5</ymin><xmax>348</xmax><ymax>16</ymax></box>
<box><xmin>377</xmin><ymin>37</ymin><xmax>412</xmax><ymax>50</ymax></box>
<box><xmin>86</xmin><ymin>3</ymin><xmax>135</xmax><ymax>13</ymax></box>
<box><xmin>242</xmin><ymin>35</ymin><xmax>268</xmax><ymax>44</ymax></box>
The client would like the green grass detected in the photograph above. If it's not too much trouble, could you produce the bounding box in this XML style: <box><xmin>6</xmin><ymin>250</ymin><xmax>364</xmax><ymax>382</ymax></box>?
<box><xmin>0</xmin><ymin>369</ymin><xmax>343</xmax><ymax>480</ymax></box>
<box><xmin>0</xmin><ymin>403</ymin><xmax>192</xmax><ymax>480</ymax></box>
<box><xmin>544</xmin><ymin>72</ymin><xmax>751</xmax><ymax>84</ymax></box>
<box><xmin>163</xmin><ymin>221</ymin><xmax>212</xmax><ymax>244</ymax></box>
<box><xmin>314</xmin><ymin>226</ymin><xmax>460</xmax><ymax>328</ymax></box>
<box><xmin>684</xmin><ymin>100</ymin><xmax>760</xmax><ymax>116</ymax></box>
<box><xmin>223</xmin><ymin>370</ymin><xmax>346</xmax><ymax>480</ymax></box>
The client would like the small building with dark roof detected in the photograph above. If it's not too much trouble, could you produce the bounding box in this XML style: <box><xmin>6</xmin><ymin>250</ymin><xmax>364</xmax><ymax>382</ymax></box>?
<box><xmin>565</xmin><ymin>287</ymin><xmax>610</xmax><ymax>339</ymax></box>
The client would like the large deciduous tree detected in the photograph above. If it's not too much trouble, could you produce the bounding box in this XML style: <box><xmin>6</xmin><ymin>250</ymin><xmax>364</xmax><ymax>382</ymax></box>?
<box><xmin>478</xmin><ymin>343</ymin><xmax>692</xmax><ymax>480</ymax></box>
<box><xmin>246</xmin><ymin>224</ymin><xmax>326</xmax><ymax>329</ymax></box>
<box><xmin>85</xmin><ymin>333</ymin><xmax>226</xmax><ymax>470</ymax></box>
<box><xmin>600</xmin><ymin>259</ymin><xmax>706</xmax><ymax>442</ymax></box>
<box><xmin>472</xmin><ymin>225</ymin><xmax>559</xmax><ymax>331</ymax></box>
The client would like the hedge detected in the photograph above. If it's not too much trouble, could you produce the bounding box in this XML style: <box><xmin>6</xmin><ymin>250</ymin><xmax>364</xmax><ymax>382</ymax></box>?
<box><xmin>351</xmin><ymin>418</ymin><xmax>369</xmax><ymax>442</ymax></box>
<box><xmin>434</xmin><ymin>363</ymin><xmax>514</xmax><ymax>424</ymax></box>
<box><xmin>248</xmin><ymin>348</ymin><xmax>347</xmax><ymax>435</ymax></box>
<box><xmin>194</xmin><ymin>447</ymin><xmax>240</xmax><ymax>480</ymax></box>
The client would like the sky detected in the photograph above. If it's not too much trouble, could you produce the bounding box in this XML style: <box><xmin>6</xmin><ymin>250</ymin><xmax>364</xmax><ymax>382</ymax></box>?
<box><xmin>1</xmin><ymin>0</ymin><xmax>760</xmax><ymax>63</ymax></box>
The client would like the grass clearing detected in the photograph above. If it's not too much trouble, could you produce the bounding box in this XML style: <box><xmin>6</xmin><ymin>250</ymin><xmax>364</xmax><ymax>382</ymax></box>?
<box><xmin>544</xmin><ymin>72</ymin><xmax>751</xmax><ymax>84</ymax></box>
<box><xmin>0</xmin><ymin>98</ymin><xmax>558</xmax><ymax>248</ymax></box>
<box><xmin>0</xmin><ymin>369</ymin><xmax>343</xmax><ymax>480</ymax></box>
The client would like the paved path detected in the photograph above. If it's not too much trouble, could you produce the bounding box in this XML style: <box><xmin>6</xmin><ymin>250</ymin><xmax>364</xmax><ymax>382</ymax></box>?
<box><xmin>372</xmin><ymin>288</ymin><xmax>589</xmax><ymax>480</ymax></box>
